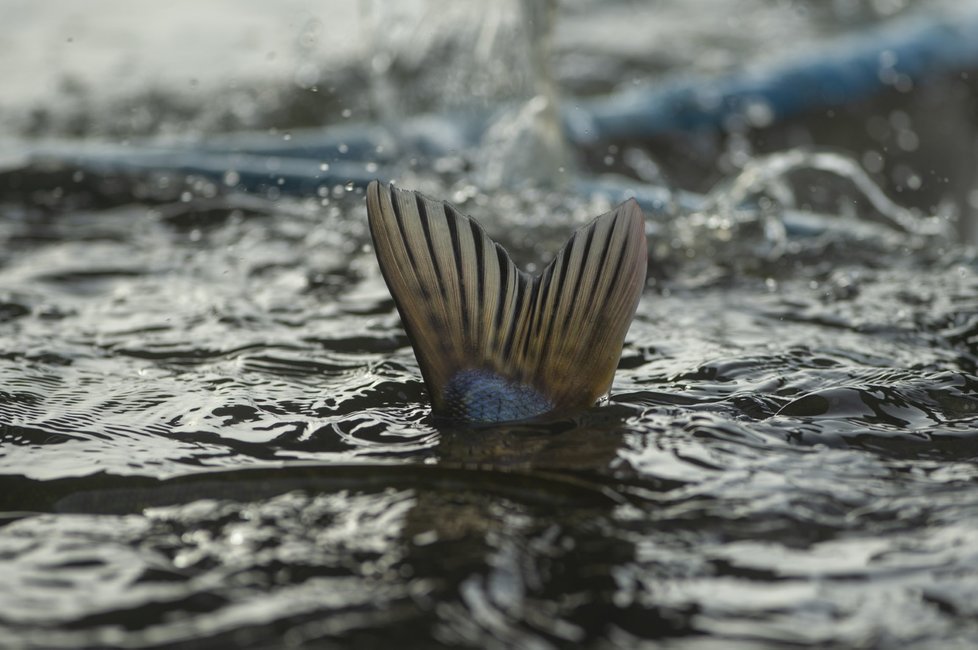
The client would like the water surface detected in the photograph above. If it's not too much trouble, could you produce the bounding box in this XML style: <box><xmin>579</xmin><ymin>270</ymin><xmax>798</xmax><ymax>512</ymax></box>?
<box><xmin>2</xmin><ymin>1</ymin><xmax>978</xmax><ymax>648</ymax></box>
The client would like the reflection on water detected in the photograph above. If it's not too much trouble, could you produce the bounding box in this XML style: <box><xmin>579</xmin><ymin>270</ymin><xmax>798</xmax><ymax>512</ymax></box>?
<box><xmin>2</xmin><ymin>0</ymin><xmax>978</xmax><ymax>648</ymax></box>
<box><xmin>2</xmin><ymin>176</ymin><xmax>978</xmax><ymax>647</ymax></box>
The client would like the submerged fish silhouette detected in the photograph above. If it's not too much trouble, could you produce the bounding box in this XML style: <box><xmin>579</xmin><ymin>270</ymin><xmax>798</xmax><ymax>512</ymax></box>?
<box><xmin>366</xmin><ymin>181</ymin><xmax>647</xmax><ymax>424</ymax></box>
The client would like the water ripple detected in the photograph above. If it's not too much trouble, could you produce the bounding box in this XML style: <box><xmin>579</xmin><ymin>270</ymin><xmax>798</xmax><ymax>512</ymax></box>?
<box><xmin>1</xmin><ymin>175</ymin><xmax>977</xmax><ymax>647</ymax></box>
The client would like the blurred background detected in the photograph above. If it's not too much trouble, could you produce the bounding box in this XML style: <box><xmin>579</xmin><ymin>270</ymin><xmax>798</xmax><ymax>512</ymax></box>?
<box><xmin>2</xmin><ymin>0</ymin><xmax>976</xmax><ymax>236</ymax></box>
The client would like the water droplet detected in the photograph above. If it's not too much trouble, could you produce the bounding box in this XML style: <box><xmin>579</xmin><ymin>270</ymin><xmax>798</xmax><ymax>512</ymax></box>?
<box><xmin>862</xmin><ymin>150</ymin><xmax>884</xmax><ymax>174</ymax></box>
<box><xmin>745</xmin><ymin>100</ymin><xmax>774</xmax><ymax>128</ymax></box>
<box><xmin>897</xmin><ymin>130</ymin><xmax>918</xmax><ymax>152</ymax></box>
<box><xmin>371</xmin><ymin>53</ymin><xmax>391</xmax><ymax>74</ymax></box>
<box><xmin>889</xmin><ymin>110</ymin><xmax>911</xmax><ymax>130</ymax></box>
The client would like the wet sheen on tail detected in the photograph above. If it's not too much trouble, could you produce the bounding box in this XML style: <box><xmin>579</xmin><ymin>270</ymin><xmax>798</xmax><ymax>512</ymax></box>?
<box><xmin>366</xmin><ymin>181</ymin><xmax>647</xmax><ymax>424</ymax></box>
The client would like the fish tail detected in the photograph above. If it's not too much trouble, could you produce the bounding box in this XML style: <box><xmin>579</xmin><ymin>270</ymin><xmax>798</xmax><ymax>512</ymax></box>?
<box><xmin>366</xmin><ymin>180</ymin><xmax>647</xmax><ymax>422</ymax></box>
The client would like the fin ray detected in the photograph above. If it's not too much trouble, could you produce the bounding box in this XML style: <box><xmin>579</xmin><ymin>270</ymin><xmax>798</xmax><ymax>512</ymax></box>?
<box><xmin>367</xmin><ymin>181</ymin><xmax>647</xmax><ymax>419</ymax></box>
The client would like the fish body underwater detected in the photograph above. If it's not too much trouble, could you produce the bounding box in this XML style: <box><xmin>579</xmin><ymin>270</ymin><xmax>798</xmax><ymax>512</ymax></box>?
<box><xmin>366</xmin><ymin>181</ymin><xmax>647</xmax><ymax>424</ymax></box>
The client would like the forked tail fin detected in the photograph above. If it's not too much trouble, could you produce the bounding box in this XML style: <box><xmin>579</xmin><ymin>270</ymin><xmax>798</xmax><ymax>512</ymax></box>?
<box><xmin>366</xmin><ymin>181</ymin><xmax>647</xmax><ymax>423</ymax></box>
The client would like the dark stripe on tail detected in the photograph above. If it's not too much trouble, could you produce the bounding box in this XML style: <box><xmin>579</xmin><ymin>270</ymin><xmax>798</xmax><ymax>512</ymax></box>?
<box><xmin>366</xmin><ymin>181</ymin><xmax>647</xmax><ymax>422</ymax></box>
<box><xmin>444</xmin><ymin>203</ymin><xmax>469</xmax><ymax>332</ymax></box>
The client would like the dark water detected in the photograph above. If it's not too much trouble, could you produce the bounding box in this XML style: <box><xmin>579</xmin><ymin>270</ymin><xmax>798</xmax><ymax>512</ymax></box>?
<box><xmin>4</xmin><ymin>2</ymin><xmax>978</xmax><ymax>648</ymax></box>
<box><xmin>2</xmin><ymin>174</ymin><xmax>978</xmax><ymax>648</ymax></box>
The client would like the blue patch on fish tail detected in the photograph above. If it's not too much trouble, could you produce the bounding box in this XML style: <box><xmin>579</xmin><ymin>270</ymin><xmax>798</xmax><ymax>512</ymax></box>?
<box><xmin>442</xmin><ymin>369</ymin><xmax>554</xmax><ymax>424</ymax></box>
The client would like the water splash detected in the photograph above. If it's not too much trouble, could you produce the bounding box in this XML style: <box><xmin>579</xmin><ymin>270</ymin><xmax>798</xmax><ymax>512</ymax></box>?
<box><xmin>707</xmin><ymin>148</ymin><xmax>945</xmax><ymax>236</ymax></box>
<box><xmin>360</xmin><ymin>0</ymin><xmax>570</xmax><ymax>188</ymax></box>
<box><xmin>656</xmin><ymin>147</ymin><xmax>953</xmax><ymax>272</ymax></box>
